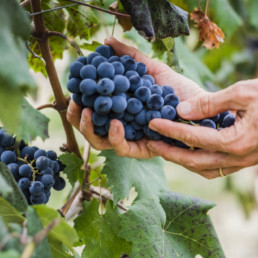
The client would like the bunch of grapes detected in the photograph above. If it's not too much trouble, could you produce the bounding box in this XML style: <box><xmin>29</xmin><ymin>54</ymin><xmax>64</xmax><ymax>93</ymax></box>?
<box><xmin>0</xmin><ymin>128</ymin><xmax>66</xmax><ymax>205</ymax></box>
<box><xmin>67</xmin><ymin>45</ymin><xmax>235</xmax><ymax>148</ymax></box>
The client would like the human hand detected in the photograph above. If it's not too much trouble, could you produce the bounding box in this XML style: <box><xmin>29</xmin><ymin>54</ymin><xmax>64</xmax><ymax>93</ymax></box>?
<box><xmin>67</xmin><ymin>36</ymin><xmax>205</xmax><ymax>158</ymax></box>
<box><xmin>148</xmin><ymin>79</ymin><xmax>258</xmax><ymax>178</ymax></box>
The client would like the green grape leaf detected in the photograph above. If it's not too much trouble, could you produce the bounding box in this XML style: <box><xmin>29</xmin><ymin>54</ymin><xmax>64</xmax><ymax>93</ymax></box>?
<box><xmin>175</xmin><ymin>38</ymin><xmax>214</xmax><ymax>87</ymax></box>
<box><xmin>16</xmin><ymin>98</ymin><xmax>49</xmax><ymax>142</ymax></box>
<box><xmin>0</xmin><ymin>250</ymin><xmax>20</xmax><ymax>258</ymax></box>
<box><xmin>120</xmin><ymin>0</ymin><xmax>189</xmax><ymax>41</ymax></box>
<box><xmin>100</xmin><ymin>150</ymin><xmax>168</xmax><ymax>206</ymax></box>
<box><xmin>247</xmin><ymin>0</ymin><xmax>258</xmax><ymax>29</ymax></box>
<box><xmin>80</xmin><ymin>41</ymin><xmax>102</xmax><ymax>52</ymax></box>
<box><xmin>0</xmin><ymin>163</ymin><xmax>28</xmax><ymax>212</ymax></box>
<box><xmin>58</xmin><ymin>153</ymin><xmax>84</xmax><ymax>187</ymax></box>
<box><xmin>119</xmin><ymin>191</ymin><xmax>225</xmax><ymax>257</ymax></box>
<box><xmin>0</xmin><ymin>198</ymin><xmax>25</xmax><ymax>225</ymax></box>
<box><xmin>0</xmin><ymin>0</ymin><xmax>36</xmax><ymax>132</ymax></box>
<box><xmin>26</xmin><ymin>207</ymin><xmax>52</xmax><ymax>258</ymax></box>
<box><xmin>58</xmin><ymin>1</ymin><xmax>99</xmax><ymax>40</ymax></box>
<box><xmin>34</xmin><ymin>205</ymin><xmax>78</xmax><ymax>252</ymax></box>
<box><xmin>0</xmin><ymin>174</ymin><xmax>12</xmax><ymax>196</ymax></box>
<box><xmin>48</xmin><ymin>236</ymin><xmax>74</xmax><ymax>258</ymax></box>
<box><xmin>74</xmin><ymin>199</ymin><xmax>131</xmax><ymax>257</ymax></box>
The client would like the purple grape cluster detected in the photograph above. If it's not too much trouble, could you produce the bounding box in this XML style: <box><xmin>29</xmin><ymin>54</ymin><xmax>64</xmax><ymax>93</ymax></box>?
<box><xmin>67</xmin><ymin>45</ymin><xmax>235</xmax><ymax>148</ymax></box>
<box><xmin>0</xmin><ymin>128</ymin><xmax>66</xmax><ymax>205</ymax></box>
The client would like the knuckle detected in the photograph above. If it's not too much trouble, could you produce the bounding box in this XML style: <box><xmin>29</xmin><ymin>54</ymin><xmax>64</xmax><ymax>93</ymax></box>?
<box><xmin>199</xmin><ymin>94</ymin><xmax>212</xmax><ymax>118</ymax></box>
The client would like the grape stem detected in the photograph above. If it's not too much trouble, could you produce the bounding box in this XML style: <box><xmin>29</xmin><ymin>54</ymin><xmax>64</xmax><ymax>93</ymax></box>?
<box><xmin>29</xmin><ymin>0</ymin><xmax>82</xmax><ymax>159</ymax></box>
<box><xmin>47</xmin><ymin>31</ymin><xmax>83</xmax><ymax>57</ymax></box>
<box><xmin>36</xmin><ymin>103</ymin><xmax>56</xmax><ymax>111</ymax></box>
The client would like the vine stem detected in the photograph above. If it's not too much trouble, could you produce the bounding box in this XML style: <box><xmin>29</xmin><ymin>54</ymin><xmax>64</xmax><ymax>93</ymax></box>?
<box><xmin>63</xmin><ymin>0</ymin><xmax>130</xmax><ymax>17</ymax></box>
<box><xmin>30</xmin><ymin>0</ymin><xmax>81</xmax><ymax>159</ymax></box>
<box><xmin>205</xmin><ymin>0</ymin><xmax>210</xmax><ymax>16</ymax></box>
<box><xmin>36</xmin><ymin>103</ymin><xmax>56</xmax><ymax>111</ymax></box>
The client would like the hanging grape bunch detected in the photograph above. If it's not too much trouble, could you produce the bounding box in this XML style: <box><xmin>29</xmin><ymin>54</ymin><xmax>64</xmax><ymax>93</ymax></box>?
<box><xmin>67</xmin><ymin>45</ymin><xmax>235</xmax><ymax>148</ymax></box>
<box><xmin>0</xmin><ymin>128</ymin><xmax>66</xmax><ymax>205</ymax></box>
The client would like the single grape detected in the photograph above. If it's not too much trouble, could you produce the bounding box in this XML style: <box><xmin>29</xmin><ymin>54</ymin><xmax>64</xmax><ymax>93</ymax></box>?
<box><xmin>125</xmin><ymin>70</ymin><xmax>138</xmax><ymax>79</ymax></box>
<box><xmin>109</xmin><ymin>112</ymin><xmax>124</xmax><ymax>119</ymax></box>
<box><xmin>41</xmin><ymin>167</ymin><xmax>54</xmax><ymax>176</ymax></box>
<box><xmin>111</xmin><ymin>95</ymin><xmax>127</xmax><ymax>113</ymax></box>
<box><xmin>161</xmin><ymin>105</ymin><xmax>177</xmax><ymax>121</ymax></box>
<box><xmin>162</xmin><ymin>86</ymin><xmax>174</xmax><ymax>97</ymax></box>
<box><xmin>19</xmin><ymin>164</ymin><xmax>32</xmax><ymax>178</ymax></box>
<box><xmin>29</xmin><ymin>181</ymin><xmax>44</xmax><ymax>196</ymax></box>
<box><xmin>94</xmin><ymin>96</ymin><xmax>112</xmax><ymax>115</ymax></box>
<box><xmin>30</xmin><ymin>192</ymin><xmax>47</xmax><ymax>204</ymax></box>
<box><xmin>150</xmin><ymin>85</ymin><xmax>162</xmax><ymax>96</ymax></box>
<box><xmin>142</xmin><ymin>74</ymin><xmax>155</xmax><ymax>85</ymax></box>
<box><xmin>0</xmin><ymin>146</ymin><xmax>4</xmax><ymax>156</ymax></box>
<box><xmin>7</xmin><ymin>163</ymin><xmax>20</xmax><ymax>181</ymax></box>
<box><xmin>97</xmin><ymin>78</ymin><xmax>115</xmax><ymax>95</ymax></box>
<box><xmin>147</xmin><ymin>94</ymin><xmax>164</xmax><ymax>110</ymax></box>
<box><xmin>1</xmin><ymin>150</ymin><xmax>16</xmax><ymax>164</ymax></box>
<box><xmin>80</xmin><ymin>65</ymin><xmax>97</xmax><ymax>80</ymax></box>
<box><xmin>82</xmin><ymin>94</ymin><xmax>98</xmax><ymax>108</ymax></box>
<box><xmin>200</xmin><ymin>119</ymin><xmax>216</xmax><ymax>129</ymax></box>
<box><xmin>134</xmin><ymin>86</ymin><xmax>151</xmax><ymax>103</ymax></box>
<box><xmin>18</xmin><ymin>178</ymin><xmax>31</xmax><ymax>190</ymax></box>
<box><xmin>67</xmin><ymin>78</ymin><xmax>81</xmax><ymax>93</ymax></box>
<box><xmin>52</xmin><ymin>161</ymin><xmax>60</xmax><ymax>174</ymax></box>
<box><xmin>34</xmin><ymin>149</ymin><xmax>47</xmax><ymax>159</ymax></box>
<box><xmin>112</xmin><ymin>61</ymin><xmax>125</xmax><ymax>75</ymax></box>
<box><xmin>20</xmin><ymin>146</ymin><xmax>35</xmax><ymax>160</ymax></box>
<box><xmin>124</xmin><ymin>125</ymin><xmax>136</xmax><ymax>140</ymax></box>
<box><xmin>76</xmin><ymin>56</ymin><xmax>87</xmax><ymax>64</ymax></box>
<box><xmin>164</xmin><ymin>93</ymin><xmax>179</xmax><ymax>108</ymax></box>
<box><xmin>130</xmin><ymin>121</ymin><xmax>142</xmax><ymax>131</ymax></box>
<box><xmin>122</xmin><ymin>58</ymin><xmax>137</xmax><ymax>71</ymax></box>
<box><xmin>80</xmin><ymin>79</ymin><xmax>97</xmax><ymax>96</ymax></box>
<box><xmin>136</xmin><ymin>62</ymin><xmax>147</xmax><ymax>76</ymax></box>
<box><xmin>120</xmin><ymin>55</ymin><xmax>132</xmax><ymax>62</ymax></box>
<box><xmin>92</xmin><ymin>112</ymin><xmax>109</xmax><ymax>127</ymax></box>
<box><xmin>87</xmin><ymin>52</ymin><xmax>101</xmax><ymax>64</ymax></box>
<box><xmin>123</xmin><ymin>111</ymin><xmax>134</xmax><ymax>122</ymax></box>
<box><xmin>94</xmin><ymin>126</ymin><xmax>107</xmax><ymax>136</ymax></box>
<box><xmin>41</xmin><ymin>174</ymin><xmax>55</xmax><ymax>188</ymax></box>
<box><xmin>69</xmin><ymin>61</ymin><xmax>83</xmax><ymax>78</ymax></box>
<box><xmin>209</xmin><ymin>114</ymin><xmax>220</xmax><ymax>123</ymax></box>
<box><xmin>53</xmin><ymin>177</ymin><xmax>66</xmax><ymax>191</ymax></box>
<box><xmin>129</xmin><ymin>75</ymin><xmax>143</xmax><ymax>91</ymax></box>
<box><xmin>217</xmin><ymin>111</ymin><xmax>230</xmax><ymax>124</ymax></box>
<box><xmin>91</xmin><ymin>56</ymin><xmax>107</xmax><ymax>68</ymax></box>
<box><xmin>135</xmin><ymin>130</ymin><xmax>144</xmax><ymax>141</ymax></box>
<box><xmin>221</xmin><ymin>114</ymin><xmax>235</xmax><ymax>128</ymax></box>
<box><xmin>97</xmin><ymin>62</ymin><xmax>115</xmax><ymax>79</ymax></box>
<box><xmin>108</xmin><ymin>56</ymin><xmax>120</xmax><ymax>62</ymax></box>
<box><xmin>72</xmin><ymin>93</ymin><xmax>83</xmax><ymax>106</ymax></box>
<box><xmin>146</xmin><ymin>110</ymin><xmax>161</xmax><ymax>123</ymax></box>
<box><xmin>143</xmin><ymin>127</ymin><xmax>161</xmax><ymax>140</ymax></box>
<box><xmin>36</xmin><ymin>156</ymin><xmax>49</xmax><ymax>171</ymax></box>
<box><xmin>127</xmin><ymin>98</ymin><xmax>143</xmax><ymax>115</ymax></box>
<box><xmin>142</xmin><ymin>78</ymin><xmax>152</xmax><ymax>88</ymax></box>
<box><xmin>135</xmin><ymin>109</ymin><xmax>147</xmax><ymax>126</ymax></box>
<box><xmin>113</xmin><ymin>75</ymin><xmax>130</xmax><ymax>93</ymax></box>
<box><xmin>0</xmin><ymin>132</ymin><xmax>15</xmax><ymax>148</ymax></box>
<box><xmin>95</xmin><ymin>45</ymin><xmax>114</xmax><ymax>58</ymax></box>
<box><xmin>46</xmin><ymin>150</ymin><xmax>57</xmax><ymax>160</ymax></box>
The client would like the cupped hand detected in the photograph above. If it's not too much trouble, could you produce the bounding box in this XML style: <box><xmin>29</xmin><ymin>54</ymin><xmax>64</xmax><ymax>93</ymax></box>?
<box><xmin>148</xmin><ymin>79</ymin><xmax>258</xmax><ymax>179</ymax></box>
<box><xmin>67</xmin><ymin>36</ymin><xmax>206</xmax><ymax>158</ymax></box>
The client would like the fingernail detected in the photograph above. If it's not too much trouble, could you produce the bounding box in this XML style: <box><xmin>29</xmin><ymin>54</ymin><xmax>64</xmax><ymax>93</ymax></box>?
<box><xmin>148</xmin><ymin>122</ymin><xmax>157</xmax><ymax>131</ymax></box>
<box><xmin>177</xmin><ymin>102</ymin><xmax>191</xmax><ymax>116</ymax></box>
<box><xmin>110</xmin><ymin>122</ymin><xmax>118</xmax><ymax>136</ymax></box>
<box><xmin>82</xmin><ymin>116</ymin><xmax>88</xmax><ymax>124</ymax></box>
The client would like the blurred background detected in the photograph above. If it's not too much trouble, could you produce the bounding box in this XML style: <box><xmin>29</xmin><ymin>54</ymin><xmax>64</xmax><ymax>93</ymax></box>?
<box><xmin>26</xmin><ymin>0</ymin><xmax>258</xmax><ymax>257</ymax></box>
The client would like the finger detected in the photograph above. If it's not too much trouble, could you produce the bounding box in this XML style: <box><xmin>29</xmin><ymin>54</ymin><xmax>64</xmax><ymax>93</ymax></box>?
<box><xmin>104</xmin><ymin>36</ymin><xmax>162</xmax><ymax>76</ymax></box>
<box><xmin>108</xmin><ymin>120</ymin><xmax>156</xmax><ymax>159</ymax></box>
<box><xmin>149</xmin><ymin>119</ymin><xmax>237</xmax><ymax>153</ymax></box>
<box><xmin>176</xmin><ymin>84</ymin><xmax>246</xmax><ymax>120</ymax></box>
<box><xmin>67</xmin><ymin>100</ymin><xmax>82</xmax><ymax>130</ymax></box>
<box><xmin>196</xmin><ymin>167</ymin><xmax>242</xmax><ymax>179</ymax></box>
<box><xmin>80</xmin><ymin>108</ymin><xmax>111</xmax><ymax>150</ymax></box>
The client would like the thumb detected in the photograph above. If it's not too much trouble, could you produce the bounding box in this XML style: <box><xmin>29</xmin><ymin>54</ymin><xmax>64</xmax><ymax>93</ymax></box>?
<box><xmin>176</xmin><ymin>87</ymin><xmax>242</xmax><ymax>120</ymax></box>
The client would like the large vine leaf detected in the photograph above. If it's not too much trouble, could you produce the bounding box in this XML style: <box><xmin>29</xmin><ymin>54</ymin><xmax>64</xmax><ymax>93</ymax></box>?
<box><xmin>26</xmin><ymin>207</ymin><xmax>52</xmax><ymax>258</ymax></box>
<box><xmin>0</xmin><ymin>163</ymin><xmax>28</xmax><ymax>212</ymax></box>
<box><xmin>0</xmin><ymin>0</ymin><xmax>36</xmax><ymax>132</ymax></box>
<box><xmin>58</xmin><ymin>153</ymin><xmax>84</xmax><ymax>187</ymax></box>
<box><xmin>119</xmin><ymin>191</ymin><xmax>225</xmax><ymax>257</ymax></box>
<box><xmin>120</xmin><ymin>0</ymin><xmax>189</xmax><ymax>41</ymax></box>
<box><xmin>16</xmin><ymin>98</ymin><xmax>49</xmax><ymax>142</ymax></box>
<box><xmin>74</xmin><ymin>199</ymin><xmax>131</xmax><ymax>258</ymax></box>
<box><xmin>100</xmin><ymin>150</ymin><xmax>168</xmax><ymax>205</ymax></box>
